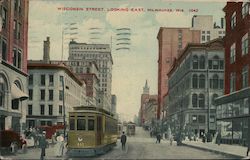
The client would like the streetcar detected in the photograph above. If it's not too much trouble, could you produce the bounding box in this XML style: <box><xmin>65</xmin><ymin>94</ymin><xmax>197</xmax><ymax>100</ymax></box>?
<box><xmin>67</xmin><ymin>105</ymin><xmax>118</xmax><ymax>157</ymax></box>
<box><xmin>117</xmin><ymin>122</ymin><xmax>123</xmax><ymax>139</ymax></box>
<box><xmin>126</xmin><ymin>122</ymin><xmax>136</xmax><ymax>136</ymax></box>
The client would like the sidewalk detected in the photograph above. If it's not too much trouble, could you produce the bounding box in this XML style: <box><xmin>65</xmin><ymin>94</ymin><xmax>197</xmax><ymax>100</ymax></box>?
<box><xmin>182</xmin><ymin>140</ymin><xmax>249</xmax><ymax>159</ymax></box>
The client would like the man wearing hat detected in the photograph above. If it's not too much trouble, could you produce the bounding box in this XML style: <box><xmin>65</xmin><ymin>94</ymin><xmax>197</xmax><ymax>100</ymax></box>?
<box><xmin>39</xmin><ymin>131</ymin><xmax>48</xmax><ymax>160</ymax></box>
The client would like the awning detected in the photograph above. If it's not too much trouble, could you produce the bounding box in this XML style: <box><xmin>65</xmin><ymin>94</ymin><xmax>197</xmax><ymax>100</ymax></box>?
<box><xmin>11</xmin><ymin>84</ymin><xmax>28</xmax><ymax>101</ymax></box>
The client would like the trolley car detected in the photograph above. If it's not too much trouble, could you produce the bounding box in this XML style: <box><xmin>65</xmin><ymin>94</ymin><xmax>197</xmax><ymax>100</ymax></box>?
<box><xmin>67</xmin><ymin>106</ymin><xmax>118</xmax><ymax>157</ymax></box>
<box><xmin>127</xmin><ymin>122</ymin><xmax>136</xmax><ymax>136</ymax></box>
<box><xmin>117</xmin><ymin>123</ymin><xmax>123</xmax><ymax>138</ymax></box>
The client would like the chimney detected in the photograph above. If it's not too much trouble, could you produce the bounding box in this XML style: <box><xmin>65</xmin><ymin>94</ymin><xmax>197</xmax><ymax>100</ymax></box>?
<box><xmin>221</xmin><ymin>18</ymin><xmax>224</xmax><ymax>29</ymax></box>
<box><xmin>43</xmin><ymin>37</ymin><xmax>50</xmax><ymax>63</ymax></box>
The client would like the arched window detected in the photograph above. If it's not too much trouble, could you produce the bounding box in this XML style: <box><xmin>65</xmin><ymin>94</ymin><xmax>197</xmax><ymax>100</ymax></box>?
<box><xmin>192</xmin><ymin>74</ymin><xmax>198</xmax><ymax>88</ymax></box>
<box><xmin>199</xmin><ymin>56</ymin><xmax>205</xmax><ymax>69</ymax></box>
<box><xmin>212</xmin><ymin>74</ymin><xmax>219</xmax><ymax>89</ymax></box>
<box><xmin>199</xmin><ymin>94</ymin><xmax>205</xmax><ymax>108</ymax></box>
<box><xmin>192</xmin><ymin>94</ymin><xmax>198</xmax><ymax>108</ymax></box>
<box><xmin>199</xmin><ymin>74</ymin><xmax>205</xmax><ymax>88</ymax></box>
<box><xmin>193</xmin><ymin>55</ymin><xmax>198</xmax><ymax>69</ymax></box>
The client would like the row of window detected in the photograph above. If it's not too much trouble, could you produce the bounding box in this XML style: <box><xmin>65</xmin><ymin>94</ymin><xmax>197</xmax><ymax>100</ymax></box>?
<box><xmin>192</xmin><ymin>74</ymin><xmax>223</xmax><ymax>89</ymax></box>
<box><xmin>70</xmin><ymin>46</ymin><xmax>108</xmax><ymax>50</ymax></box>
<box><xmin>192</xmin><ymin>93</ymin><xmax>218</xmax><ymax>108</ymax></box>
<box><xmin>2</xmin><ymin>5</ymin><xmax>22</xmax><ymax>40</ymax></box>
<box><xmin>230</xmin><ymin>33</ymin><xmax>248</xmax><ymax>64</ymax></box>
<box><xmin>192</xmin><ymin>115</ymin><xmax>206</xmax><ymax>123</ymax></box>
<box><xmin>231</xmin><ymin>3</ymin><xmax>249</xmax><ymax>30</ymax></box>
<box><xmin>69</xmin><ymin>117</ymin><xmax>95</xmax><ymax>131</ymax></box>
<box><xmin>1</xmin><ymin>38</ymin><xmax>23</xmax><ymax>69</ymax></box>
<box><xmin>28</xmin><ymin>75</ymin><xmax>63</xmax><ymax>86</ymax></box>
<box><xmin>192</xmin><ymin>55</ymin><xmax>224</xmax><ymax>70</ymax></box>
<box><xmin>28</xmin><ymin>104</ymin><xmax>62</xmax><ymax>116</ymax></box>
<box><xmin>28</xmin><ymin>89</ymin><xmax>63</xmax><ymax>101</ymax></box>
<box><xmin>230</xmin><ymin>66</ymin><xmax>249</xmax><ymax>92</ymax></box>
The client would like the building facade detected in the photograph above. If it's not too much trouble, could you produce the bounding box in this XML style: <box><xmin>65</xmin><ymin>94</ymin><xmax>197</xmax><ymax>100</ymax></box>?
<box><xmin>27</xmin><ymin>63</ymin><xmax>86</xmax><ymax>128</ymax></box>
<box><xmin>144</xmin><ymin>96</ymin><xmax>157</xmax><ymax>130</ymax></box>
<box><xmin>191</xmin><ymin>15</ymin><xmax>225</xmax><ymax>43</ymax></box>
<box><xmin>157</xmin><ymin>28</ymin><xmax>200</xmax><ymax>120</ymax></box>
<box><xmin>68</xmin><ymin>41</ymin><xmax>113</xmax><ymax>112</ymax></box>
<box><xmin>0</xmin><ymin>0</ymin><xmax>29</xmax><ymax>132</ymax></box>
<box><xmin>167</xmin><ymin>39</ymin><xmax>224</xmax><ymax>137</ymax></box>
<box><xmin>215</xmin><ymin>2</ymin><xmax>250</xmax><ymax>146</ymax></box>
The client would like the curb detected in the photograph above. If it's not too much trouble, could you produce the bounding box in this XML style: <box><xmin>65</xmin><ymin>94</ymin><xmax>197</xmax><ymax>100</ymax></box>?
<box><xmin>182</xmin><ymin>143</ymin><xmax>244</xmax><ymax>159</ymax></box>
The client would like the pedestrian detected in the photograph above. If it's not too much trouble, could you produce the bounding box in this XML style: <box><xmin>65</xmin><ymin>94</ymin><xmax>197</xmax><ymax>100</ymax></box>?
<box><xmin>216</xmin><ymin>132</ymin><xmax>221</xmax><ymax>145</ymax></box>
<box><xmin>247</xmin><ymin>141</ymin><xmax>250</xmax><ymax>157</ymax></box>
<box><xmin>120</xmin><ymin>131</ymin><xmax>127</xmax><ymax>150</ymax></box>
<box><xmin>39</xmin><ymin>131</ymin><xmax>48</xmax><ymax>160</ymax></box>
<box><xmin>156</xmin><ymin>133</ymin><xmax>161</xmax><ymax>143</ymax></box>
<box><xmin>20</xmin><ymin>135</ymin><xmax>27</xmax><ymax>153</ymax></box>
<box><xmin>170</xmin><ymin>134</ymin><xmax>173</xmax><ymax>146</ymax></box>
<box><xmin>55</xmin><ymin>134</ymin><xmax>64</xmax><ymax>157</ymax></box>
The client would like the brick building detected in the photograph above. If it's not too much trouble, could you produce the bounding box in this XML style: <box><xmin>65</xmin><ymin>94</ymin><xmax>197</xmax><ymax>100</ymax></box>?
<box><xmin>157</xmin><ymin>28</ymin><xmax>200</xmax><ymax>119</ymax></box>
<box><xmin>215</xmin><ymin>2</ymin><xmax>250</xmax><ymax>146</ymax></box>
<box><xmin>0</xmin><ymin>0</ymin><xmax>29</xmax><ymax>132</ymax></box>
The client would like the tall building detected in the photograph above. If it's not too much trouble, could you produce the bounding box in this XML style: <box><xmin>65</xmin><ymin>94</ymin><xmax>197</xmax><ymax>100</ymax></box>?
<box><xmin>68</xmin><ymin>40</ymin><xmax>113</xmax><ymax>112</ymax></box>
<box><xmin>167</xmin><ymin>38</ymin><xmax>224</xmax><ymax>137</ymax></box>
<box><xmin>215</xmin><ymin>2</ymin><xmax>250</xmax><ymax>146</ymax></box>
<box><xmin>0</xmin><ymin>0</ymin><xmax>29</xmax><ymax>132</ymax></box>
<box><xmin>191</xmin><ymin>15</ymin><xmax>225</xmax><ymax>43</ymax></box>
<box><xmin>157</xmin><ymin>28</ymin><xmax>200</xmax><ymax>120</ymax></box>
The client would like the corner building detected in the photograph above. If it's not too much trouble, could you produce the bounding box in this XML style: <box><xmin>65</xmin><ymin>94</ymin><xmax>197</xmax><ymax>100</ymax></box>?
<box><xmin>0</xmin><ymin>0</ymin><xmax>29</xmax><ymax>132</ymax></box>
<box><xmin>167</xmin><ymin>39</ymin><xmax>224</xmax><ymax>137</ymax></box>
<box><xmin>215</xmin><ymin>2</ymin><xmax>250</xmax><ymax>146</ymax></box>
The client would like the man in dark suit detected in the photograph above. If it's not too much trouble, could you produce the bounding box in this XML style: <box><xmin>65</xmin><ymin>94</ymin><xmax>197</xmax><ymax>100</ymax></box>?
<box><xmin>121</xmin><ymin>132</ymin><xmax>127</xmax><ymax>150</ymax></box>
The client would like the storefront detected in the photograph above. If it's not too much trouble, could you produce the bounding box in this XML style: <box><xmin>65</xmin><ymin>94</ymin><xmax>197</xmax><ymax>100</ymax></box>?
<box><xmin>215</xmin><ymin>88</ymin><xmax>250</xmax><ymax>146</ymax></box>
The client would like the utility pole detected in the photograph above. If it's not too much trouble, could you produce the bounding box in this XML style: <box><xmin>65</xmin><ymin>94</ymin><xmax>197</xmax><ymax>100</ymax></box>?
<box><xmin>206</xmin><ymin>50</ymin><xmax>210</xmax><ymax>138</ymax></box>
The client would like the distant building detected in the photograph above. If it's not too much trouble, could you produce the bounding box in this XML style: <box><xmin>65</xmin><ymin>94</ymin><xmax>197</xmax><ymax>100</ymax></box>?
<box><xmin>157</xmin><ymin>28</ymin><xmax>200</xmax><ymax>120</ymax></box>
<box><xmin>191</xmin><ymin>15</ymin><xmax>225</xmax><ymax>43</ymax></box>
<box><xmin>167</xmin><ymin>38</ymin><xmax>224</xmax><ymax>137</ymax></box>
<box><xmin>111</xmin><ymin>95</ymin><xmax>117</xmax><ymax>114</ymax></box>
<box><xmin>144</xmin><ymin>96</ymin><xmax>157</xmax><ymax>129</ymax></box>
<box><xmin>68</xmin><ymin>41</ymin><xmax>113</xmax><ymax>112</ymax></box>
<box><xmin>0</xmin><ymin>0</ymin><xmax>29</xmax><ymax>132</ymax></box>
<box><xmin>139</xmin><ymin>80</ymin><xmax>157</xmax><ymax>128</ymax></box>
<box><xmin>215</xmin><ymin>2</ymin><xmax>250</xmax><ymax>146</ymax></box>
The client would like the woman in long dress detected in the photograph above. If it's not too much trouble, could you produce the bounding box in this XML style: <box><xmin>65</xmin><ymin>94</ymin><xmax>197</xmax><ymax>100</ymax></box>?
<box><xmin>55</xmin><ymin>134</ymin><xmax>64</xmax><ymax>157</ymax></box>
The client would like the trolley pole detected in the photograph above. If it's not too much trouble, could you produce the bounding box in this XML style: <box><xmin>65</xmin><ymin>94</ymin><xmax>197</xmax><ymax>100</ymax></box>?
<box><xmin>62</xmin><ymin>77</ymin><xmax>66</xmax><ymax>139</ymax></box>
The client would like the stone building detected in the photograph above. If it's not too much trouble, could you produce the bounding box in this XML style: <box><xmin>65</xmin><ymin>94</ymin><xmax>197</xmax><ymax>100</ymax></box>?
<box><xmin>167</xmin><ymin>38</ymin><xmax>224</xmax><ymax>137</ymax></box>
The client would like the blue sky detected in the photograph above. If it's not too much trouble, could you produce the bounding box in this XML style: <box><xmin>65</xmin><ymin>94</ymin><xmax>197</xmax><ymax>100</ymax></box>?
<box><xmin>29</xmin><ymin>0</ymin><xmax>226</xmax><ymax>121</ymax></box>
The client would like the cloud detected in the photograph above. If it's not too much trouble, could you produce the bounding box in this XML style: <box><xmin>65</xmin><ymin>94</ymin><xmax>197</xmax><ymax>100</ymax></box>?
<box><xmin>155</xmin><ymin>12</ymin><xmax>193</xmax><ymax>27</ymax></box>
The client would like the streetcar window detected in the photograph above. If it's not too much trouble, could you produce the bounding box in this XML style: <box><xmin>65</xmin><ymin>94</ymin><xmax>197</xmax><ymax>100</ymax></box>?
<box><xmin>70</xmin><ymin>119</ymin><xmax>75</xmax><ymax>130</ymax></box>
<box><xmin>88</xmin><ymin>119</ymin><xmax>95</xmax><ymax>131</ymax></box>
<box><xmin>77</xmin><ymin>119</ymin><xmax>86</xmax><ymax>130</ymax></box>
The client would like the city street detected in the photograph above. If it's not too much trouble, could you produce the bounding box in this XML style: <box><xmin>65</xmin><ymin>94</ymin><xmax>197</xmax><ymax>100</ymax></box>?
<box><xmin>2</xmin><ymin>127</ymin><xmax>234</xmax><ymax>160</ymax></box>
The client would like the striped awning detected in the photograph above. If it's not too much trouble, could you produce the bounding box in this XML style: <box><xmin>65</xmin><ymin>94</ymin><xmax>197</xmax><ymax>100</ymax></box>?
<box><xmin>11</xmin><ymin>84</ymin><xmax>28</xmax><ymax>101</ymax></box>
